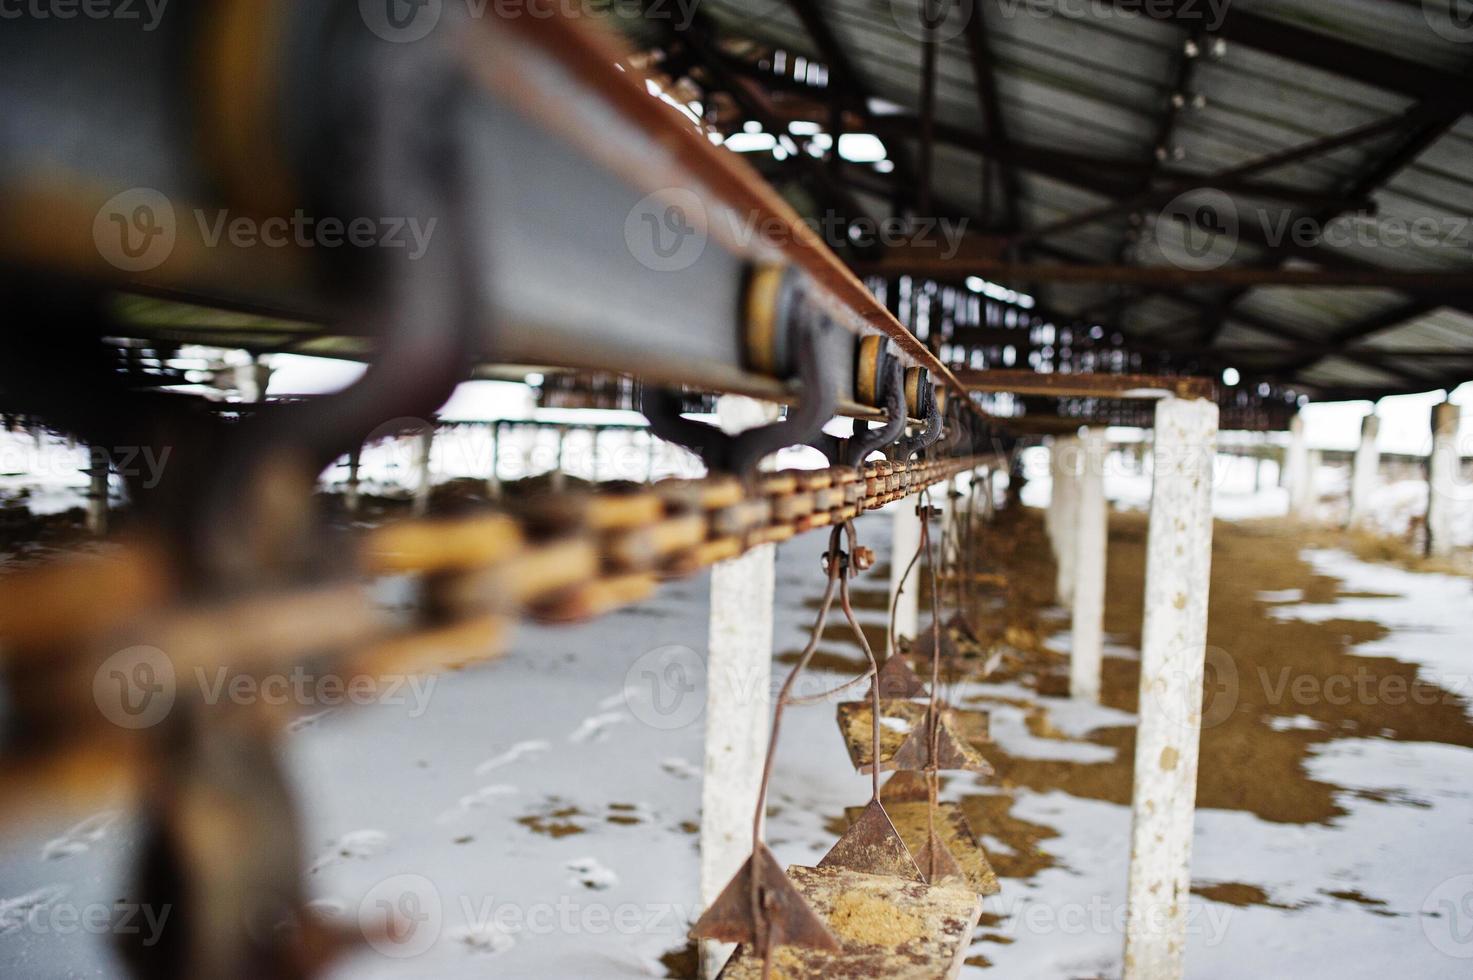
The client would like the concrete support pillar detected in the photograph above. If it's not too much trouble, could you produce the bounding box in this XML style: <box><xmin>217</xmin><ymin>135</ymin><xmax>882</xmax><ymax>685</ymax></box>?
<box><xmin>1070</xmin><ymin>428</ymin><xmax>1108</xmax><ymax>702</ymax></box>
<box><xmin>85</xmin><ymin>449</ymin><xmax>108</xmax><ymax>535</ymax></box>
<box><xmin>888</xmin><ymin>498</ymin><xmax>922</xmax><ymax>656</ymax></box>
<box><xmin>1053</xmin><ymin>435</ymin><xmax>1082</xmax><ymax>606</ymax></box>
<box><xmin>1123</xmin><ymin>396</ymin><xmax>1219</xmax><ymax>980</ymax></box>
<box><xmin>486</xmin><ymin>423</ymin><xmax>502</xmax><ymax>500</ymax></box>
<box><xmin>1348</xmin><ymin>412</ymin><xmax>1381</xmax><ymax>527</ymax></box>
<box><xmin>1428</xmin><ymin>402</ymin><xmax>1463</xmax><ymax>558</ymax></box>
<box><xmin>700</xmin><ymin>543</ymin><xmax>775</xmax><ymax>978</ymax></box>
<box><xmin>700</xmin><ymin>394</ymin><xmax>780</xmax><ymax>980</ymax></box>
<box><xmin>345</xmin><ymin>446</ymin><xmax>362</xmax><ymax>515</ymax></box>
<box><xmin>1286</xmin><ymin>413</ymin><xmax>1314</xmax><ymax>518</ymax></box>
<box><xmin>411</xmin><ymin>426</ymin><xmax>433</xmax><ymax>518</ymax></box>
<box><xmin>552</xmin><ymin>425</ymin><xmax>568</xmax><ymax>492</ymax></box>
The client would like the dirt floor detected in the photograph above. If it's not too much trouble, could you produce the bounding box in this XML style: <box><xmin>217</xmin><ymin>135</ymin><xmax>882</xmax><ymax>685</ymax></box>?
<box><xmin>876</xmin><ymin>508</ymin><xmax>1473</xmax><ymax>912</ymax></box>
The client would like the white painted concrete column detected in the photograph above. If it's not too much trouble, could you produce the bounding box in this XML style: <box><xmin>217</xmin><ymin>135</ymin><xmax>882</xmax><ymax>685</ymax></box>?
<box><xmin>1348</xmin><ymin>412</ymin><xmax>1381</xmax><ymax>527</ymax></box>
<box><xmin>699</xmin><ymin>395</ymin><xmax>780</xmax><ymax>980</ymax></box>
<box><xmin>1070</xmin><ymin>428</ymin><xmax>1108</xmax><ymax>702</ymax></box>
<box><xmin>1123</xmin><ymin>395</ymin><xmax>1219</xmax><ymax>980</ymax></box>
<box><xmin>85</xmin><ymin>448</ymin><xmax>108</xmax><ymax>535</ymax></box>
<box><xmin>486</xmin><ymin>423</ymin><xmax>502</xmax><ymax>501</ymax></box>
<box><xmin>411</xmin><ymin>426</ymin><xmax>434</xmax><ymax>518</ymax></box>
<box><xmin>551</xmin><ymin>425</ymin><xmax>568</xmax><ymax>492</ymax></box>
<box><xmin>1286</xmin><ymin>413</ymin><xmax>1314</xmax><ymax>518</ymax></box>
<box><xmin>888</xmin><ymin>498</ymin><xmax>922</xmax><ymax>657</ymax></box>
<box><xmin>345</xmin><ymin>446</ymin><xmax>362</xmax><ymax>515</ymax></box>
<box><xmin>700</xmin><ymin>544</ymin><xmax>775</xmax><ymax>978</ymax></box>
<box><xmin>1044</xmin><ymin>440</ymin><xmax>1061</xmax><ymax>551</ymax></box>
<box><xmin>1054</xmin><ymin>435</ymin><xmax>1082</xmax><ymax>606</ymax></box>
<box><xmin>1428</xmin><ymin>401</ymin><xmax>1463</xmax><ymax>558</ymax></box>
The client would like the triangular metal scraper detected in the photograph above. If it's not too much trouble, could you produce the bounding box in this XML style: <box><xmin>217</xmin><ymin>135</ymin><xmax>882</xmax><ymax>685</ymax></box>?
<box><xmin>880</xmin><ymin>770</ymin><xmax>932</xmax><ymax>803</ymax></box>
<box><xmin>944</xmin><ymin>610</ymin><xmax>982</xmax><ymax>645</ymax></box>
<box><xmin>869</xmin><ymin>652</ymin><xmax>930</xmax><ymax>699</ymax></box>
<box><xmin>689</xmin><ymin>843</ymin><xmax>840</xmax><ymax>953</ymax></box>
<box><xmin>819</xmin><ymin>799</ymin><xmax>924</xmax><ymax>882</ymax></box>
<box><xmin>914</xmin><ymin>828</ymin><xmax>969</xmax><ymax>888</ymax></box>
<box><xmin>913</xmin><ymin>619</ymin><xmax>962</xmax><ymax>664</ymax></box>
<box><xmin>889</xmin><ymin>708</ymin><xmax>996</xmax><ymax>776</ymax></box>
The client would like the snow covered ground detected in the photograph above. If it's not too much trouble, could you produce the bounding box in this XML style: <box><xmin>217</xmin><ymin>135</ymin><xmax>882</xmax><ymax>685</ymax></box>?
<box><xmin>2</xmin><ymin>495</ymin><xmax>1472</xmax><ymax>978</ymax></box>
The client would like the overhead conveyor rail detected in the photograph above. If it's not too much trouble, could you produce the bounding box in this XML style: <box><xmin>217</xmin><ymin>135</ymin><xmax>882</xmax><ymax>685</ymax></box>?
<box><xmin>0</xmin><ymin>2</ymin><xmax>987</xmax><ymax>426</ymax></box>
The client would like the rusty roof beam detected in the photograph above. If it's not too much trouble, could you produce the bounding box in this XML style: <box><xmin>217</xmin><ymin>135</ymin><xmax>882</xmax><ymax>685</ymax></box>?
<box><xmin>855</xmin><ymin>258</ymin><xmax>1473</xmax><ymax>291</ymax></box>
<box><xmin>961</xmin><ymin>5</ymin><xmax>1022</xmax><ymax>231</ymax></box>
<box><xmin>955</xmin><ymin>368</ymin><xmax>1214</xmax><ymax>400</ymax></box>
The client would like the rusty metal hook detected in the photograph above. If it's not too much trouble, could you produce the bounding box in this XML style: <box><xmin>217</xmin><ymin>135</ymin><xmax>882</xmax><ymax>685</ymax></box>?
<box><xmin>641</xmin><ymin>313</ymin><xmax>839</xmax><ymax>477</ymax></box>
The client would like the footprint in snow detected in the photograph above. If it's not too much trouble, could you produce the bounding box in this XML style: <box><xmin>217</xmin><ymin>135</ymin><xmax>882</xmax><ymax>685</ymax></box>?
<box><xmin>569</xmin><ymin>712</ymin><xmax>628</xmax><ymax>744</ymax></box>
<box><xmin>475</xmin><ymin>740</ymin><xmax>551</xmax><ymax>775</ymax></box>
<box><xmin>565</xmin><ymin>856</ymin><xmax>619</xmax><ymax>890</ymax></box>
<box><xmin>41</xmin><ymin>810</ymin><xmax>119</xmax><ymax>860</ymax></box>
<box><xmin>309</xmin><ymin>829</ymin><xmax>389</xmax><ymax>874</ymax></box>
<box><xmin>660</xmin><ymin>757</ymin><xmax>700</xmax><ymax>780</ymax></box>
<box><xmin>0</xmin><ymin>885</ymin><xmax>70</xmax><ymax>935</ymax></box>
<box><xmin>286</xmin><ymin>708</ymin><xmax>339</xmax><ymax>733</ymax></box>
<box><xmin>436</xmin><ymin>784</ymin><xmax>519</xmax><ymax>824</ymax></box>
<box><xmin>454</xmin><ymin>923</ymin><xmax>517</xmax><ymax>955</ymax></box>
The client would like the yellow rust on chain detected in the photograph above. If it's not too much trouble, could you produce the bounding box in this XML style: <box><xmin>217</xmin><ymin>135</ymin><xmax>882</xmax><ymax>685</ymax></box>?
<box><xmin>0</xmin><ymin>456</ymin><xmax>981</xmax><ymax>803</ymax></box>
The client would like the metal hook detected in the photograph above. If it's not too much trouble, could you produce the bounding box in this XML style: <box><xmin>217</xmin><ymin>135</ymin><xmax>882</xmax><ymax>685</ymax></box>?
<box><xmin>846</xmin><ymin>356</ymin><xmax>907</xmax><ymax>467</ymax></box>
<box><xmin>641</xmin><ymin>313</ymin><xmax>839</xmax><ymax>477</ymax></box>
<box><xmin>890</xmin><ymin>396</ymin><xmax>943</xmax><ymax>461</ymax></box>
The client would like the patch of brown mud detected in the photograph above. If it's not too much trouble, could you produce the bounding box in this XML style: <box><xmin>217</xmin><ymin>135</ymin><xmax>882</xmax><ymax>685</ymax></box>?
<box><xmin>516</xmin><ymin>798</ymin><xmax>588</xmax><ymax>838</ymax></box>
<box><xmin>954</xmin><ymin>510</ymin><xmax>1473</xmax><ymax>833</ymax></box>
<box><xmin>1191</xmin><ymin>882</ymin><xmax>1299</xmax><ymax>910</ymax></box>
<box><xmin>1295</xmin><ymin>520</ymin><xmax>1472</xmax><ymax>577</ymax></box>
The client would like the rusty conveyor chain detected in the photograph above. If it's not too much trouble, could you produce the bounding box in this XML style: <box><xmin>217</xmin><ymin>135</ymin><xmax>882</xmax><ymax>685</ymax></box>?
<box><xmin>0</xmin><ymin>456</ymin><xmax>979</xmax><ymax>809</ymax></box>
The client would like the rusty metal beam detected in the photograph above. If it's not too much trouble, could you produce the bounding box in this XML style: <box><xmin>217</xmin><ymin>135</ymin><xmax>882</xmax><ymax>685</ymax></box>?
<box><xmin>854</xmin><ymin>258</ymin><xmax>1473</xmax><ymax>292</ymax></box>
<box><xmin>956</xmin><ymin>368</ymin><xmax>1214</xmax><ymax>400</ymax></box>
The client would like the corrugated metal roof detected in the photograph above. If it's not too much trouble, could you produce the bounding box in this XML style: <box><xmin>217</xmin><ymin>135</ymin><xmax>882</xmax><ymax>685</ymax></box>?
<box><xmin>617</xmin><ymin>0</ymin><xmax>1473</xmax><ymax>399</ymax></box>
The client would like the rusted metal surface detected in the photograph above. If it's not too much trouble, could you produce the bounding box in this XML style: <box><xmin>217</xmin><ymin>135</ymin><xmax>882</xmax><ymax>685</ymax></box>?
<box><xmin>716</xmin><ymin>865</ymin><xmax>981</xmax><ymax>980</ymax></box>
<box><xmin>835</xmin><ymin>701</ymin><xmax>994</xmax><ymax>776</ymax></box>
<box><xmin>0</xmin><ymin>458</ymin><xmax>979</xmax><ymax>813</ymax></box>
<box><xmin>849</xmin><ymin>802</ymin><xmax>1001</xmax><ymax>898</ymax></box>
<box><xmin>490</xmin><ymin>9</ymin><xmax>987</xmax><ymax>419</ymax></box>
<box><xmin>955</xmin><ymin>369</ymin><xmax>1216</xmax><ymax>401</ymax></box>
